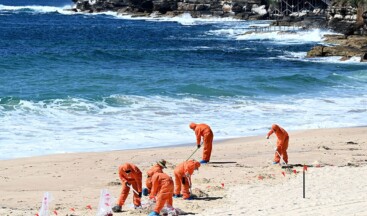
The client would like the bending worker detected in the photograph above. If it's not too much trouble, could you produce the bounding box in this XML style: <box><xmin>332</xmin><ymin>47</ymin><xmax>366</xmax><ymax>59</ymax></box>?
<box><xmin>144</xmin><ymin>159</ymin><xmax>167</xmax><ymax>196</ymax></box>
<box><xmin>148</xmin><ymin>172</ymin><xmax>174</xmax><ymax>216</ymax></box>
<box><xmin>266</xmin><ymin>124</ymin><xmax>289</xmax><ymax>164</ymax></box>
<box><xmin>112</xmin><ymin>163</ymin><xmax>142</xmax><ymax>212</ymax></box>
<box><xmin>173</xmin><ymin>159</ymin><xmax>201</xmax><ymax>200</ymax></box>
<box><xmin>189</xmin><ymin>122</ymin><xmax>214</xmax><ymax>164</ymax></box>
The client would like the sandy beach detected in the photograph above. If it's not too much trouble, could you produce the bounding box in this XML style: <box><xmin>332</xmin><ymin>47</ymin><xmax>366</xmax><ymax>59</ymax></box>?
<box><xmin>0</xmin><ymin>127</ymin><xmax>366</xmax><ymax>216</ymax></box>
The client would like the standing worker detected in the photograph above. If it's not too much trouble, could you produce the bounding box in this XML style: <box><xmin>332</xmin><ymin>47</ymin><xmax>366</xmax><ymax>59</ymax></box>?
<box><xmin>112</xmin><ymin>163</ymin><xmax>143</xmax><ymax>212</ymax></box>
<box><xmin>189</xmin><ymin>122</ymin><xmax>214</xmax><ymax>164</ymax></box>
<box><xmin>173</xmin><ymin>159</ymin><xmax>201</xmax><ymax>200</ymax></box>
<box><xmin>144</xmin><ymin>159</ymin><xmax>167</xmax><ymax>196</ymax></box>
<box><xmin>148</xmin><ymin>172</ymin><xmax>174</xmax><ymax>216</ymax></box>
<box><xmin>266</xmin><ymin>124</ymin><xmax>289</xmax><ymax>164</ymax></box>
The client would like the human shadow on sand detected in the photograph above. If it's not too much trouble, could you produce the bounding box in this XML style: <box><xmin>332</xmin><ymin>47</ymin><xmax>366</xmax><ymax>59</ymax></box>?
<box><xmin>193</xmin><ymin>196</ymin><xmax>223</xmax><ymax>201</ymax></box>
<box><xmin>208</xmin><ymin>161</ymin><xmax>237</xmax><ymax>164</ymax></box>
<box><xmin>179</xmin><ymin>212</ymin><xmax>196</xmax><ymax>215</ymax></box>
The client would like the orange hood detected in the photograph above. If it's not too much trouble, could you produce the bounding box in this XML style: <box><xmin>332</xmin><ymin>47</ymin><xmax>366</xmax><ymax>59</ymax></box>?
<box><xmin>189</xmin><ymin>122</ymin><xmax>197</xmax><ymax>129</ymax></box>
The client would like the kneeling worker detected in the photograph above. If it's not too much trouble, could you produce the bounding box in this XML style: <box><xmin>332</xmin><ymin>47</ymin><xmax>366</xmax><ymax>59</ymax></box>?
<box><xmin>173</xmin><ymin>159</ymin><xmax>201</xmax><ymax>200</ymax></box>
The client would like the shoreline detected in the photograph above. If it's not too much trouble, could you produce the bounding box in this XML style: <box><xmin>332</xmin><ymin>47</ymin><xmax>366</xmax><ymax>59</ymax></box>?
<box><xmin>0</xmin><ymin>126</ymin><xmax>366</xmax><ymax>215</ymax></box>
<box><xmin>2</xmin><ymin>125</ymin><xmax>366</xmax><ymax>162</ymax></box>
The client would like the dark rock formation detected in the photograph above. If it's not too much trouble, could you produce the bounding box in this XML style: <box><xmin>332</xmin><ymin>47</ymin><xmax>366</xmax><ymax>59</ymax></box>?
<box><xmin>361</xmin><ymin>52</ymin><xmax>367</xmax><ymax>62</ymax></box>
<box><xmin>327</xmin><ymin>2</ymin><xmax>367</xmax><ymax>36</ymax></box>
<box><xmin>72</xmin><ymin>0</ymin><xmax>265</xmax><ymax>19</ymax></box>
<box><xmin>307</xmin><ymin>34</ymin><xmax>367</xmax><ymax>62</ymax></box>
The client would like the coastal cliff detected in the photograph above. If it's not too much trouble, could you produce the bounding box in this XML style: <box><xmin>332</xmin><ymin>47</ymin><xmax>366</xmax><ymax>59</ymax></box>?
<box><xmin>71</xmin><ymin>0</ymin><xmax>266</xmax><ymax>20</ymax></box>
<box><xmin>308</xmin><ymin>3</ymin><xmax>367</xmax><ymax>61</ymax></box>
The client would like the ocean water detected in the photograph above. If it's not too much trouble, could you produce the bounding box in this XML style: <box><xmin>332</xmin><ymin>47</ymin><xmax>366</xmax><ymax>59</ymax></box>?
<box><xmin>0</xmin><ymin>1</ymin><xmax>366</xmax><ymax>160</ymax></box>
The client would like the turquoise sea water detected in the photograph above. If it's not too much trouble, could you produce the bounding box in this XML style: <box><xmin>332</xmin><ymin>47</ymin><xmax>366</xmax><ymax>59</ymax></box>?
<box><xmin>0</xmin><ymin>1</ymin><xmax>366</xmax><ymax>159</ymax></box>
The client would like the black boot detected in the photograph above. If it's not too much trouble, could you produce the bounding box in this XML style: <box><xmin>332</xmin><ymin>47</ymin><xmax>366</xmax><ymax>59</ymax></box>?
<box><xmin>112</xmin><ymin>205</ymin><xmax>122</xmax><ymax>212</ymax></box>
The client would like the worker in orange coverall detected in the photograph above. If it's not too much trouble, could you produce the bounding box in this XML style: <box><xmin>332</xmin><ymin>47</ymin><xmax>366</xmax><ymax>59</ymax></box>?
<box><xmin>148</xmin><ymin>173</ymin><xmax>174</xmax><ymax>216</ymax></box>
<box><xmin>266</xmin><ymin>124</ymin><xmax>289</xmax><ymax>164</ymax></box>
<box><xmin>112</xmin><ymin>163</ymin><xmax>142</xmax><ymax>212</ymax></box>
<box><xmin>189</xmin><ymin>122</ymin><xmax>214</xmax><ymax>164</ymax></box>
<box><xmin>144</xmin><ymin>159</ymin><xmax>167</xmax><ymax>196</ymax></box>
<box><xmin>173</xmin><ymin>159</ymin><xmax>201</xmax><ymax>200</ymax></box>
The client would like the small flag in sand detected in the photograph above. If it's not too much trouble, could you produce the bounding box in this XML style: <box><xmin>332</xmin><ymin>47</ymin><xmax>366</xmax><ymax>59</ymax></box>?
<box><xmin>70</xmin><ymin>208</ymin><xmax>75</xmax><ymax>212</ymax></box>
<box><xmin>293</xmin><ymin>169</ymin><xmax>297</xmax><ymax>174</ymax></box>
<box><xmin>86</xmin><ymin>205</ymin><xmax>92</xmax><ymax>210</ymax></box>
<box><xmin>258</xmin><ymin>175</ymin><xmax>264</xmax><ymax>180</ymax></box>
<box><xmin>221</xmin><ymin>183</ymin><xmax>224</xmax><ymax>188</ymax></box>
<box><xmin>303</xmin><ymin>165</ymin><xmax>308</xmax><ymax>171</ymax></box>
<box><xmin>53</xmin><ymin>210</ymin><xmax>58</xmax><ymax>215</ymax></box>
<box><xmin>282</xmin><ymin>171</ymin><xmax>285</xmax><ymax>177</ymax></box>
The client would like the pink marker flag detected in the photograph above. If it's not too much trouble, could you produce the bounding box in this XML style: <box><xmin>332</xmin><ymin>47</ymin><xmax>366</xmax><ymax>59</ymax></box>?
<box><xmin>282</xmin><ymin>171</ymin><xmax>285</xmax><ymax>177</ymax></box>
<box><xmin>221</xmin><ymin>183</ymin><xmax>224</xmax><ymax>188</ymax></box>
<box><xmin>293</xmin><ymin>169</ymin><xmax>297</xmax><ymax>174</ymax></box>
<box><xmin>303</xmin><ymin>165</ymin><xmax>308</xmax><ymax>171</ymax></box>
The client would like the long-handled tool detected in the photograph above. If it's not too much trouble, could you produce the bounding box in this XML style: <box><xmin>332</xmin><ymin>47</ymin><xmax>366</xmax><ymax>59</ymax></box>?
<box><xmin>127</xmin><ymin>184</ymin><xmax>152</xmax><ymax>209</ymax></box>
<box><xmin>268</xmin><ymin>140</ymin><xmax>287</xmax><ymax>165</ymax></box>
<box><xmin>127</xmin><ymin>183</ymin><xmax>139</xmax><ymax>195</ymax></box>
<box><xmin>186</xmin><ymin>146</ymin><xmax>200</xmax><ymax>161</ymax></box>
<box><xmin>186</xmin><ymin>175</ymin><xmax>192</xmax><ymax>195</ymax></box>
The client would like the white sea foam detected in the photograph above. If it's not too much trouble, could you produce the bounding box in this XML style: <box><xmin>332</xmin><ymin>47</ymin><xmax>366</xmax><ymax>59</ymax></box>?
<box><xmin>277</xmin><ymin>51</ymin><xmax>365</xmax><ymax>64</ymax></box>
<box><xmin>113</xmin><ymin>12</ymin><xmax>241</xmax><ymax>25</ymax></box>
<box><xmin>0</xmin><ymin>94</ymin><xmax>366</xmax><ymax>160</ymax></box>
<box><xmin>153</xmin><ymin>13</ymin><xmax>240</xmax><ymax>25</ymax></box>
<box><xmin>236</xmin><ymin>29</ymin><xmax>335</xmax><ymax>44</ymax></box>
<box><xmin>0</xmin><ymin>4</ymin><xmax>73</xmax><ymax>14</ymax></box>
<box><xmin>306</xmin><ymin>56</ymin><xmax>363</xmax><ymax>63</ymax></box>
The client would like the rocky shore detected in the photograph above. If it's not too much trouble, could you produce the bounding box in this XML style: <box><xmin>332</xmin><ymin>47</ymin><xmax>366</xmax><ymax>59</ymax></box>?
<box><xmin>305</xmin><ymin>6</ymin><xmax>367</xmax><ymax>62</ymax></box>
<box><xmin>70</xmin><ymin>0</ymin><xmax>367</xmax><ymax>61</ymax></box>
<box><xmin>70</xmin><ymin>0</ymin><xmax>266</xmax><ymax>20</ymax></box>
<box><xmin>307</xmin><ymin>34</ymin><xmax>367</xmax><ymax>61</ymax></box>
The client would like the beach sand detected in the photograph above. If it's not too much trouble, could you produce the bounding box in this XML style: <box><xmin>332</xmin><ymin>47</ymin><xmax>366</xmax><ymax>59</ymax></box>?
<box><xmin>0</xmin><ymin>127</ymin><xmax>366</xmax><ymax>216</ymax></box>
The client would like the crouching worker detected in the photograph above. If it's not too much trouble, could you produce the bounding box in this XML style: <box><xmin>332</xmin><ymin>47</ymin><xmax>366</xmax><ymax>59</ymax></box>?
<box><xmin>144</xmin><ymin>159</ymin><xmax>167</xmax><ymax>196</ymax></box>
<box><xmin>112</xmin><ymin>163</ymin><xmax>143</xmax><ymax>212</ymax></box>
<box><xmin>173</xmin><ymin>159</ymin><xmax>201</xmax><ymax>200</ymax></box>
<box><xmin>266</xmin><ymin>124</ymin><xmax>289</xmax><ymax>164</ymax></box>
<box><xmin>148</xmin><ymin>173</ymin><xmax>174</xmax><ymax>216</ymax></box>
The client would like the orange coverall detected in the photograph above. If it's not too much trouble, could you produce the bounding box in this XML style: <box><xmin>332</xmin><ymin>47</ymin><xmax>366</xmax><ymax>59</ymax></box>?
<box><xmin>146</xmin><ymin>164</ymin><xmax>164</xmax><ymax>194</ymax></box>
<box><xmin>116</xmin><ymin>163</ymin><xmax>142</xmax><ymax>207</ymax></box>
<box><xmin>189</xmin><ymin>123</ymin><xmax>214</xmax><ymax>161</ymax></box>
<box><xmin>173</xmin><ymin>160</ymin><xmax>200</xmax><ymax>199</ymax></box>
<box><xmin>149</xmin><ymin>173</ymin><xmax>174</xmax><ymax>213</ymax></box>
<box><xmin>267</xmin><ymin>124</ymin><xmax>289</xmax><ymax>164</ymax></box>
